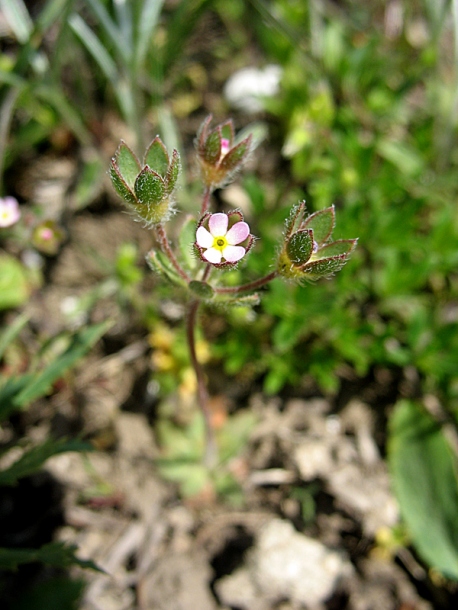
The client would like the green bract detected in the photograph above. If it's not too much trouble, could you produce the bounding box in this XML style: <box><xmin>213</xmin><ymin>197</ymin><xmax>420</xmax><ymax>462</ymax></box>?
<box><xmin>195</xmin><ymin>115</ymin><xmax>252</xmax><ymax>189</ymax></box>
<box><xmin>109</xmin><ymin>137</ymin><xmax>181</xmax><ymax>225</ymax></box>
<box><xmin>278</xmin><ymin>202</ymin><xmax>357</xmax><ymax>281</ymax></box>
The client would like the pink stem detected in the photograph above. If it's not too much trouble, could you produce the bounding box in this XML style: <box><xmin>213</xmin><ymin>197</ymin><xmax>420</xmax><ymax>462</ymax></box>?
<box><xmin>214</xmin><ymin>270</ymin><xmax>278</xmax><ymax>294</ymax></box>
<box><xmin>200</xmin><ymin>186</ymin><xmax>212</xmax><ymax>216</ymax></box>
<box><xmin>155</xmin><ymin>223</ymin><xmax>190</xmax><ymax>283</ymax></box>
<box><xmin>186</xmin><ymin>299</ymin><xmax>217</xmax><ymax>467</ymax></box>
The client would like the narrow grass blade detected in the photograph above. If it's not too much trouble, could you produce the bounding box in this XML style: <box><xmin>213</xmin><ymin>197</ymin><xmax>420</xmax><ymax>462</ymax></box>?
<box><xmin>134</xmin><ymin>0</ymin><xmax>165</xmax><ymax>70</ymax></box>
<box><xmin>13</xmin><ymin>320</ymin><xmax>112</xmax><ymax>408</ymax></box>
<box><xmin>68</xmin><ymin>13</ymin><xmax>119</xmax><ymax>83</ymax></box>
<box><xmin>83</xmin><ymin>0</ymin><xmax>129</xmax><ymax>65</ymax></box>
<box><xmin>0</xmin><ymin>0</ymin><xmax>33</xmax><ymax>43</ymax></box>
<box><xmin>0</xmin><ymin>312</ymin><xmax>29</xmax><ymax>361</ymax></box>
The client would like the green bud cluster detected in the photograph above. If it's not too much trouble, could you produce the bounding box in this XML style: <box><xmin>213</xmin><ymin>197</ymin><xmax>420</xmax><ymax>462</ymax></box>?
<box><xmin>277</xmin><ymin>202</ymin><xmax>357</xmax><ymax>282</ymax></box>
<box><xmin>195</xmin><ymin>115</ymin><xmax>252</xmax><ymax>189</ymax></box>
<box><xmin>109</xmin><ymin>137</ymin><xmax>181</xmax><ymax>225</ymax></box>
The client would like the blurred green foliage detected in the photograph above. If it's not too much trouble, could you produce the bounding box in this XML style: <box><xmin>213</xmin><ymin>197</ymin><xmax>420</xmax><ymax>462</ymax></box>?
<box><xmin>389</xmin><ymin>399</ymin><xmax>458</xmax><ymax>580</ymax></box>
<box><xmin>2</xmin><ymin>0</ymin><xmax>458</xmax><ymax>586</ymax></box>
<box><xmin>205</xmin><ymin>0</ymin><xmax>458</xmax><ymax>413</ymax></box>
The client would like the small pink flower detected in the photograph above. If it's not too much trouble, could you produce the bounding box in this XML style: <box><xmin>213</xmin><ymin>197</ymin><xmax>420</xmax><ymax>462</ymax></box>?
<box><xmin>220</xmin><ymin>138</ymin><xmax>230</xmax><ymax>156</ymax></box>
<box><xmin>196</xmin><ymin>212</ymin><xmax>252</xmax><ymax>266</ymax></box>
<box><xmin>0</xmin><ymin>197</ymin><xmax>21</xmax><ymax>228</ymax></box>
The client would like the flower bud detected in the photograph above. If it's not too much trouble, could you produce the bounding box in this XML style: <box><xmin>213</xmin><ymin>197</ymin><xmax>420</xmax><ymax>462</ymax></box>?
<box><xmin>109</xmin><ymin>137</ymin><xmax>181</xmax><ymax>225</ymax></box>
<box><xmin>278</xmin><ymin>202</ymin><xmax>357</xmax><ymax>281</ymax></box>
<box><xmin>195</xmin><ymin>115</ymin><xmax>252</xmax><ymax>189</ymax></box>
<box><xmin>32</xmin><ymin>220</ymin><xmax>65</xmax><ymax>255</ymax></box>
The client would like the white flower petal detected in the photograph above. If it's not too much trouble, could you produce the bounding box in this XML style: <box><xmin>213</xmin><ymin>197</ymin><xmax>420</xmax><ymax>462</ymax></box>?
<box><xmin>226</xmin><ymin>221</ymin><xmax>249</xmax><ymax>245</ymax></box>
<box><xmin>209</xmin><ymin>213</ymin><xmax>228</xmax><ymax>236</ymax></box>
<box><xmin>203</xmin><ymin>247</ymin><xmax>222</xmax><ymax>264</ymax></box>
<box><xmin>223</xmin><ymin>245</ymin><xmax>246</xmax><ymax>262</ymax></box>
<box><xmin>196</xmin><ymin>226</ymin><xmax>214</xmax><ymax>248</ymax></box>
<box><xmin>0</xmin><ymin>196</ymin><xmax>21</xmax><ymax>228</ymax></box>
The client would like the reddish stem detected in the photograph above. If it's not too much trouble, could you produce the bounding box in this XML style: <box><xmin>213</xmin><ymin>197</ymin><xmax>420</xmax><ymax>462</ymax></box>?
<box><xmin>186</xmin><ymin>299</ymin><xmax>217</xmax><ymax>467</ymax></box>
<box><xmin>200</xmin><ymin>186</ymin><xmax>212</xmax><ymax>216</ymax></box>
<box><xmin>155</xmin><ymin>223</ymin><xmax>190</xmax><ymax>283</ymax></box>
<box><xmin>214</xmin><ymin>270</ymin><xmax>278</xmax><ymax>294</ymax></box>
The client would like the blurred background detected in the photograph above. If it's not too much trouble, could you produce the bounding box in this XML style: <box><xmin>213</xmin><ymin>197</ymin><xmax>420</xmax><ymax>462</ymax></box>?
<box><xmin>1</xmin><ymin>1</ymin><xmax>458</xmax><ymax>609</ymax></box>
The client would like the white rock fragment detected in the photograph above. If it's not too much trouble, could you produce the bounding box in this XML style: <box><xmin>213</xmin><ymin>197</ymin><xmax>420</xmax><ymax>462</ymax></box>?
<box><xmin>216</xmin><ymin>519</ymin><xmax>352</xmax><ymax>609</ymax></box>
<box><xmin>294</xmin><ymin>438</ymin><xmax>334</xmax><ymax>481</ymax></box>
<box><xmin>327</xmin><ymin>463</ymin><xmax>399</xmax><ymax>536</ymax></box>
<box><xmin>224</xmin><ymin>65</ymin><xmax>282</xmax><ymax>113</ymax></box>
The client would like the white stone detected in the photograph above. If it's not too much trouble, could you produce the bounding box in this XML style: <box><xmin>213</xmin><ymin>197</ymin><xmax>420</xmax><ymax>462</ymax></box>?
<box><xmin>216</xmin><ymin>519</ymin><xmax>352</xmax><ymax>609</ymax></box>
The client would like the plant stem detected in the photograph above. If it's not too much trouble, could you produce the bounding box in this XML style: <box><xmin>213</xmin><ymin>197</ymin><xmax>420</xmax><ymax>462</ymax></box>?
<box><xmin>155</xmin><ymin>223</ymin><xmax>190</xmax><ymax>283</ymax></box>
<box><xmin>214</xmin><ymin>270</ymin><xmax>278</xmax><ymax>294</ymax></box>
<box><xmin>186</xmin><ymin>299</ymin><xmax>217</xmax><ymax>467</ymax></box>
<box><xmin>200</xmin><ymin>186</ymin><xmax>212</xmax><ymax>216</ymax></box>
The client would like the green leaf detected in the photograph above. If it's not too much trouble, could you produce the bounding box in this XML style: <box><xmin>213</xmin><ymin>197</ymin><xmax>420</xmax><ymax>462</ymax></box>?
<box><xmin>286</xmin><ymin>229</ymin><xmax>314</xmax><ymax>266</ymax></box>
<box><xmin>301</xmin><ymin>254</ymin><xmax>349</xmax><ymax>280</ymax></box>
<box><xmin>0</xmin><ymin>321</ymin><xmax>111</xmax><ymax>420</ymax></box>
<box><xmin>0</xmin><ymin>312</ymin><xmax>29</xmax><ymax>360</ymax></box>
<box><xmin>6</xmin><ymin>575</ymin><xmax>85</xmax><ymax>610</ymax></box>
<box><xmin>377</xmin><ymin>139</ymin><xmax>424</xmax><ymax>176</ymax></box>
<box><xmin>143</xmin><ymin>137</ymin><xmax>169</xmax><ymax>177</ymax></box>
<box><xmin>302</xmin><ymin>206</ymin><xmax>335</xmax><ymax>245</ymax></box>
<box><xmin>220</xmin><ymin>135</ymin><xmax>252</xmax><ymax>172</ymax></box>
<box><xmin>145</xmin><ymin>249</ymin><xmax>187</xmax><ymax>287</ymax></box>
<box><xmin>220</xmin><ymin>120</ymin><xmax>234</xmax><ymax>143</ymax></box>
<box><xmin>157</xmin><ymin>460</ymin><xmax>209</xmax><ymax>497</ymax></box>
<box><xmin>166</xmin><ymin>149</ymin><xmax>181</xmax><ymax>193</ymax></box>
<box><xmin>218</xmin><ymin>410</ymin><xmax>258</xmax><ymax>463</ymax></box>
<box><xmin>0</xmin><ymin>541</ymin><xmax>102</xmax><ymax>571</ymax></box>
<box><xmin>216</xmin><ymin>293</ymin><xmax>261</xmax><ymax>308</ymax></box>
<box><xmin>113</xmin><ymin>140</ymin><xmax>141</xmax><ymax>188</ymax></box>
<box><xmin>109</xmin><ymin>162</ymin><xmax>138</xmax><ymax>207</ymax></box>
<box><xmin>284</xmin><ymin>202</ymin><xmax>306</xmax><ymax>238</ymax></box>
<box><xmin>189</xmin><ymin>281</ymin><xmax>214</xmax><ymax>300</ymax></box>
<box><xmin>0</xmin><ymin>374</ymin><xmax>34</xmax><ymax>421</ymax></box>
<box><xmin>178</xmin><ymin>215</ymin><xmax>198</xmax><ymax>272</ymax></box>
<box><xmin>315</xmin><ymin>239</ymin><xmax>357</xmax><ymax>259</ymax></box>
<box><xmin>0</xmin><ymin>437</ymin><xmax>92</xmax><ymax>486</ymax></box>
<box><xmin>0</xmin><ymin>254</ymin><xmax>30</xmax><ymax>311</ymax></box>
<box><xmin>203</xmin><ymin>129</ymin><xmax>221</xmax><ymax>164</ymax></box>
<box><xmin>388</xmin><ymin>400</ymin><xmax>458</xmax><ymax>580</ymax></box>
<box><xmin>134</xmin><ymin>166</ymin><xmax>165</xmax><ymax>206</ymax></box>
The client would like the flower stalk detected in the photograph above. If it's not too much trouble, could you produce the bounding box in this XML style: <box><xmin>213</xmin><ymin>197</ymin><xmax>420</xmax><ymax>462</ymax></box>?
<box><xmin>109</xmin><ymin>116</ymin><xmax>357</xmax><ymax>473</ymax></box>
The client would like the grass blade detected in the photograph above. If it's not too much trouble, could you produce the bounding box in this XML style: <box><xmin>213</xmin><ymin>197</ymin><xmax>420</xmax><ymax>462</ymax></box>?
<box><xmin>134</xmin><ymin>0</ymin><xmax>165</xmax><ymax>70</ymax></box>
<box><xmin>0</xmin><ymin>312</ymin><xmax>29</xmax><ymax>361</ymax></box>
<box><xmin>68</xmin><ymin>12</ymin><xmax>119</xmax><ymax>83</ymax></box>
<box><xmin>0</xmin><ymin>0</ymin><xmax>33</xmax><ymax>43</ymax></box>
<box><xmin>13</xmin><ymin>320</ymin><xmax>112</xmax><ymax>408</ymax></box>
<box><xmin>83</xmin><ymin>0</ymin><xmax>129</xmax><ymax>65</ymax></box>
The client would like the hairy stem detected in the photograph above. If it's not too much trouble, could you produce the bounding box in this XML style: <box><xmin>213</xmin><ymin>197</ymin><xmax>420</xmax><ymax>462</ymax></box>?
<box><xmin>186</xmin><ymin>299</ymin><xmax>217</xmax><ymax>467</ymax></box>
<box><xmin>214</xmin><ymin>270</ymin><xmax>278</xmax><ymax>294</ymax></box>
<box><xmin>200</xmin><ymin>186</ymin><xmax>212</xmax><ymax>216</ymax></box>
<box><xmin>156</xmin><ymin>223</ymin><xmax>190</xmax><ymax>283</ymax></box>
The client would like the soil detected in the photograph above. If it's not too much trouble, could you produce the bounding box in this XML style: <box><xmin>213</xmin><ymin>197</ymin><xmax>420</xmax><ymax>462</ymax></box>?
<box><xmin>1</xmin><ymin>11</ymin><xmax>457</xmax><ymax>600</ymax></box>
<box><xmin>2</xmin><ymin>172</ymin><xmax>458</xmax><ymax>610</ymax></box>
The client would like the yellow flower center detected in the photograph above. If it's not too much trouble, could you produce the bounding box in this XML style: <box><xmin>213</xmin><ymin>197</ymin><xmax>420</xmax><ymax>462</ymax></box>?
<box><xmin>213</xmin><ymin>236</ymin><xmax>228</xmax><ymax>251</ymax></box>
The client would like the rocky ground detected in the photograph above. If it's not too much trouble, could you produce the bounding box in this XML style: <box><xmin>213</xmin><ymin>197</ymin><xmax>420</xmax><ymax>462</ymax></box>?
<box><xmin>3</xmin><ymin>121</ymin><xmax>456</xmax><ymax>610</ymax></box>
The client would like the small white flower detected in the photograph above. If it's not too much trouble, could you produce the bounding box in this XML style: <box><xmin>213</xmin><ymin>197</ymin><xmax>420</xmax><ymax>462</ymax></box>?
<box><xmin>0</xmin><ymin>197</ymin><xmax>21</xmax><ymax>228</ymax></box>
<box><xmin>224</xmin><ymin>65</ymin><xmax>283</xmax><ymax>113</ymax></box>
<box><xmin>196</xmin><ymin>212</ymin><xmax>250</xmax><ymax>265</ymax></box>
